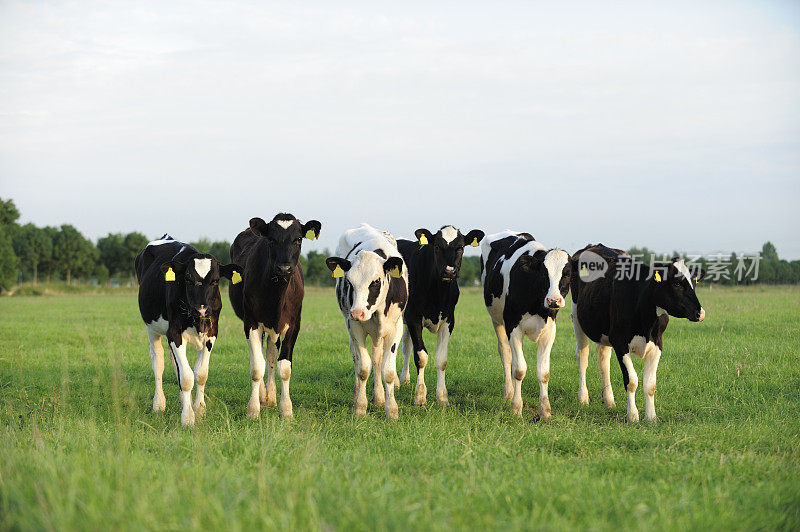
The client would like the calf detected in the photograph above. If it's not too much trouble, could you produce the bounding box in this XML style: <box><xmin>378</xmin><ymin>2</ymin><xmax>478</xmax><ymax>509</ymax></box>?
<box><xmin>570</xmin><ymin>244</ymin><xmax>705</xmax><ymax>422</ymax></box>
<box><xmin>480</xmin><ymin>231</ymin><xmax>571</xmax><ymax>420</ymax></box>
<box><xmin>228</xmin><ymin>213</ymin><xmax>321</xmax><ymax>420</ymax></box>
<box><xmin>135</xmin><ymin>234</ymin><xmax>240</xmax><ymax>426</ymax></box>
<box><xmin>396</xmin><ymin>225</ymin><xmax>484</xmax><ymax>406</ymax></box>
<box><xmin>325</xmin><ymin>223</ymin><xmax>408</xmax><ymax>419</ymax></box>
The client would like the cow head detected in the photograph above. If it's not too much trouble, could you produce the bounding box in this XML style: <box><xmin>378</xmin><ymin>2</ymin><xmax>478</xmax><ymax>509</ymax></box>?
<box><xmin>249</xmin><ymin>213</ymin><xmax>322</xmax><ymax>281</ymax></box>
<box><xmin>517</xmin><ymin>248</ymin><xmax>572</xmax><ymax>309</ymax></box>
<box><xmin>161</xmin><ymin>254</ymin><xmax>241</xmax><ymax>322</ymax></box>
<box><xmin>326</xmin><ymin>252</ymin><xmax>404</xmax><ymax>322</ymax></box>
<box><xmin>414</xmin><ymin>226</ymin><xmax>484</xmax><ymax>282</ymax></box>
<box><xmin>652</xmin><ymin>258</ymin><xmax>705</xmax><ymax>322</ymax></box>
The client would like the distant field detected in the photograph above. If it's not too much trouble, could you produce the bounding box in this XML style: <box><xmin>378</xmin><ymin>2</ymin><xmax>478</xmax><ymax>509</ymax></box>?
<box><xmin>1</xmin><ymin>285</ymin><xmax>798</xmax><ymax>530</ymax></box>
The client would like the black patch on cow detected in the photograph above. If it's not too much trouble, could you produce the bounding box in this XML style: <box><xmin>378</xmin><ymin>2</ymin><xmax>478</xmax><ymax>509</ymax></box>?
<box><xmin>391</xmin><ymin>343</ymin><xmax>396</xmax><ymax>353</ymax></box>
<box><xmin>345</xmin><ymin>241</ymin><xmax>362</xmax><ymax>259</ymax></box>
<box><xmin>366</xmin><ymin>279</ymin><xmax>381</xmax><ymax>309</ymax></box>
<box><xmin>373</xmin><ymin>249</ymin><xmax>387</xmax><ymax>259</ymax></box>
<box><xmin>206</xmin><ymin>341</ymin><xmax>213</xmax><ymax>351</ymax></box>
<box><xmin>384</xmin><ymin>276</ymin><xmax>408</xmax><ymax>315</ymax></box>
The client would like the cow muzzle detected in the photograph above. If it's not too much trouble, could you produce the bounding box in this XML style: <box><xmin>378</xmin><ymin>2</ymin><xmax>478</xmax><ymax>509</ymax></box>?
<box><xmin>273</xmin><ymin>263</ymin><xmax>293</xmax><ymax>279</ymax></box>
<box><xmin>441</xmin><ymin>266</ymin><xmax>458</xmax><ymax>281</ymax></box>
<box><xmin>695</xmin><ymin>308</ymin><xmax>706</xmax><ymax>322</ymax></box>
<box><xmin>350</xmin><ymin>309</ymin><xmax>368</xmax><ymax>322</ymax></box>
<box><xmin>545</xmin><ymin>296</ymin><xmax>565</xmax><ymax>309</ymax></box>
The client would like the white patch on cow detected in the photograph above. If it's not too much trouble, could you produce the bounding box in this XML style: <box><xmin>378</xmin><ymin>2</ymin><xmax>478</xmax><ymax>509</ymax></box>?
<box><xmin>622</xmin><ymin>353</ymin><xmax>639</xmax><ymax>422</ymax></box>
<box><xmin>673</xmin><ymin>259</ymin><xmax>694</xmax><ymax>288</ymax></box>
<box><xmin>543</xmin><ymin>249</ymin><xmax>569</xmax><ymax>306</ymax></box>
<box><xmin>146</xmin><ymin>316</ymin><xmax>169</xmax><ymax>336</ymax></box>
<box><xmin>499</xmin><ymin>241</ymin><xmax>547</xmax><ymax>301</ymax></box>
<box><xmin>440</xmin><ymin>225</ymin><xmax>458</xmax><ymax>244</ymax></box>
<box><xmin>599</xmin><ymin>334</ymin><xmax>611</xmax><ymax>346</ymax></box>
<box><xmin>656</xmin><ymin>306</ymin><xmax>668</xmax><ymax>316</ymax></box>
<box><xmin>194</xmin><ymin>258</ymin><xmax>212</xmax><ymax>279</ymax></box>
<box><xmin>277</xmin><ymin>359</ymin><xmax>293</xmax><ymax>419</ymax></box>
<box><xmin>276</xmin><ymin>219</ymin><xmax>294</xmax><ymax>229</ymax></box>
<box><xmin>146</xmin><ymin>237</ymin><xmax>174</xmax><ymax>247</ymax></box>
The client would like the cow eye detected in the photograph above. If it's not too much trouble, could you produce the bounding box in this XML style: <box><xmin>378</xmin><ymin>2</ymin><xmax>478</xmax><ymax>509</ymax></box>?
<box><xmin>211</xmin><ymin>280</ymin><xmax>218</xmax><ymax>286</ymax></box>
<box><xmin>369</xmin><ymin>279</ymin><xmax>381</xmax><ymax>289</ymax></box>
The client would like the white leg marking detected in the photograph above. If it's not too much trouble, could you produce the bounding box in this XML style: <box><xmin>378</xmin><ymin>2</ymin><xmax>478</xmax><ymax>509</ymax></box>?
<box><xmin>414</xmin><ymin>349</ymin><xmax>428</xmax><ymax>406</ymax></box>
<box><xmin>382</xmin><ymin>326</ymin><xmax>401</xmax><ymax>419</ymax></box>
<box><xmin>509</xmin><ymin>328</ymin><xmax>527</xmax><ymax>417</ymax></box>
<box><xmin>399</xmin><ymin>327</ymin><xmax>412</xmax><ymax>386</ymax></box>
<box><xmin>247</xmin><ymin>328</ymin><xmax>265</xmax><ymax>419</ymax></box>
<box><xmin>597</xmin><ymin>345</ymin><xmax>615</xmax><ymax>408</ymax></box>
<box><xmin>170</xmin><ymin>341</ymin><xmax>195</xmax><ymax>427</ymax></box>
<box><xmin>622</xmin><ymin>353</ymin><xmax>639</xmax><ymax>422</ymax></box>
<box><xmin>193</xmin><ymin>336</ymin><xmax>214</xmax><ymax>416</ymax></box>
<box><xmin>435</xmin><ymin>321</ymin><xmax>451</xmax><ymax>406</ymax></box>
<box><xmin>643</xmin><ymin>346</ymin><xmax>662</xmax><ymax>421</ymax></box>
<box><xmin>536</xmin><ymin>320</ymin><xmax>555</xmax><ymax>421</ymax></box>
<box><xmin>494</xmin><ymin>323</ymin><xmax>514</xmax><ymax>400</ymax></box>
<box><xmin>277</xmin><ymin>359</ymin><xmax>293</xmax><ymax>419</ymax></box>
<box><xmin>147</xmin><ymin>328</ymin><xmax>166</xmax><ymax>413</ymax></box>
<box><xmin>265</xmin><ymin>337</ymin><xmax>278</xmax><ymax>407</ymax></box>
<box><xmin>571</xmin><ymin>306</ymin><xmax>590</xmax><ymax>406</ymax></box>
<box><xmin>372</xmin><ymin>337</ymin><xmax>385</xmax><ymax>407</ymax></box>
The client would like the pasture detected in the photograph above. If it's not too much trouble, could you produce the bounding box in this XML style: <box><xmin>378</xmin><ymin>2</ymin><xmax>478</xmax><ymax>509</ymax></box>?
<box><xmin>1</xmin><ymin>285</ymin><xmax>798</xmax><ymax>530</ymax></box>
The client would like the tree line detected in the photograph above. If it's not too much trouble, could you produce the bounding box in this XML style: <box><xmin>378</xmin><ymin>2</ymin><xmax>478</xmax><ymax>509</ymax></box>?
<box><xmin>1</xmin><ymin>197</ymin><xmax>798</xmax><ymax>291</ymax></box>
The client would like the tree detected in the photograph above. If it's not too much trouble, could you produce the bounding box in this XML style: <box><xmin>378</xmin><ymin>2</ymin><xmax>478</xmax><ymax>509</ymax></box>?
<box><xmin>191</xmin><ymin>238</ymin><xmax>231</xmax><ymax>264</ymax></box>
<box><xmin>97</xmin><ymin>233</ymin><xmax>126</xmax><ymax>277</ymax></box>
<box><xmin>0</xmin><ymin>198</ymin><xmax>20</xmax><ymax>226</ymax></box>
<box><xmin>39</xmin><ymin>226</ymin><xmax>60</xmax><ymax>283</ymax></box>
<box><xmin>458</xmin><ymin>256</ymin><xmax>481</xmax><ymax>287</ymax></box>
<box><xmin>11</xmin><ymin>223</ymin><xmax>53</xmax><ymax>284</ymax></box>
<box><xmin>123</xmin><ymin>233</ymin><xmax>148</xmax><ymax>277</ymax></box>
<box><xmin>53</xmin><ymin>225</ymin><xmax>95</xmax><ymax>284</ymax></box>
<box><xmin>0</xmin><ymin>226</ymin><xmax>19</xmax><ymax>290</ymax></box>
<box><xmin>304</xmin><ymin>249</ymin><xmax>335</xmax><ymax>286</ymax></box>
<box><xmin>761</xmin><ymin>241</ymin><xmax>779</xmax><ymax>262</ymax></box>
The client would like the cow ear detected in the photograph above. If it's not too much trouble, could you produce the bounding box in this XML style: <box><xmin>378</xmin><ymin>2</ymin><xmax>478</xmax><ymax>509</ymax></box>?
<box><xmin>464</xmin><ymin>229</ymin><xmax>484</xmax><ymax>247</ymax></box>
<box><xmin>160</xmin><ymin>261</ymin><xmax>186</xmax><ymax>281</ymax></box>
<box><xmin>249</xmin><ymin>217</ymin><xmax>269</xmax><ymax>236</ymax></box>
<box><xmin>219</xmin><ymin>263</ymin><xmax>243</xmax><ymax>284</ymax></box>
<box><xmin>325</xmin><ymin>257</ymin><xmax>351</xmax><ymax>278</ymax></box>
<box><xmin>301</xmin><ymin>220</ymin><xmax>322</xmax><ymax>240</ymax></box>
<box><xmin>414</xmin><ymin>229</ymin><xmax>433</xmax><ymax>245</ymax></box>
<box><xmin>383</xmin><ymin>256</ymin><xmax>404</xmax><ymax>278</ymax></box>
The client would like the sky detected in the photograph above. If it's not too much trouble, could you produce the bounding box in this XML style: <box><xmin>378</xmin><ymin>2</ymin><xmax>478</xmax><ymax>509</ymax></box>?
<box><xmin>1</xmin><ymin>1</ymin><xmax>799</xmax><ymax>259</ymax></box>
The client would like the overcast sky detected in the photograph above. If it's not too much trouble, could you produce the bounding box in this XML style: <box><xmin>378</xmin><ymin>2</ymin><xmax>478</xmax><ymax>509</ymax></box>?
<box><xmin>1</xmin><ymin>1</ymin><xmax>798</xmax><ymax>259</ymax></box>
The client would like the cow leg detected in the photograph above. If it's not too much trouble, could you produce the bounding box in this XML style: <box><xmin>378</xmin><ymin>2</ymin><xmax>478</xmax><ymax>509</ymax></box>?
<box><xmin>643</xmin><ymin>346</ymin><xmax>662</xmax><ymax>421</ymax></box>
<box><xmin>246</xmin><ymin>327</ymin><xmax>265</xmax><ymax>419</ymax></box>
<box><xmin>434</xmin><ymin>320</ymin><xmax>452</xmax><ymax>406</ymax></box>
<box><xmin>399</xmin><ymin>325</ymin><xmax>412</xmax><ymax>386</ymax></box>
<box><xmin>535</xmin><ymin>320</ymin><xmax>556</xmax><ymax>421</ymax></box>
<box><xmin>508</xmin><ymin>327</ymin><xmax>527</xmax><ymax>417</ymax></box>
<box><xmin>597</xmin><ymin>345</ymin><xmax>615</xmax><ymax>407</ymax></box>
<box><xmin>350</xmin><ymin>325</ymin><xmax>371</xmax><ymax>417</ymax></box>
<box><xmin>146</xmin><ymin>327</ymin><xmax>166</xmax><ymax>413</ymax></box>
<box><xmin>493</xmin><ymin>323</ymin><xmax>514</xmax><ymax>400</ymax></box>
<box><xmin>571</xmin><ymin>307</ymin><xmax>591</xmax><ymax>405</ymax></box>
<box><xmin>277</xmin><ymin>329</ymin><xmax>298</xmax><ymax>420</ymax></box>
<box><xmin>168</xmin><ymin>338</ymin><xmax>195</xmax><ymax>427</ymax></box>
<box><xmin>408</xmin><ymin>321</ymin><xmax>428</xmax><ymax>406</ymax></box>
<box><xmin>381</xmin><ymin>325</ymin><xmax>403</xmax><ymax>419</ymax></box>
<box><xmin>372</xmin><ymin>337</ymin><xmax>385</xmax><ymax>407</ymax></box>
<box><xmin>264</xmin><ymin>336</ymin><xmax>278</xmax><ymax>408</ymax></box>
<box><xmin>193</xmin><ymin>336</ymin><xmax>215</xmax><ymax>416</ymax></box>
<box><xmin>614</xmin><ymin>347</ymin><xmax>639</xmax><ymax>422</ymax></box>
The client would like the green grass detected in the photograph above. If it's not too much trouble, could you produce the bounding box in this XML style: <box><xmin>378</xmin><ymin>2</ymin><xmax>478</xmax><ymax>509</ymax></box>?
<box><xmin>1</xmin><ymin>285</ymin><xmax>798</xmax><ymax>530</ymax></box>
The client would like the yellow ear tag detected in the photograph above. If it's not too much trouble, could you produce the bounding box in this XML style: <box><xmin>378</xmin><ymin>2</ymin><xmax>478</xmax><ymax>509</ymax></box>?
<box><xmin>305</xmin><ymin>229</ymin><xmax>316</xmax><ymax>240</ymax></box>
<box><xmin>654</xmin><ymin>271</ymin><xmax>662</xmax><ymax>282</ymax></box>
<box><xmin>391</xmin><ymin>265</ymin><xmax>401</xmax><ymax>278</ymax></box>
<box><xmin>164</xmin><ymin>267</ymin><xmax>175</xmax><ymax>282</ymax></box>
<box><xmin>471</xmin><ymin>237</ymin><xmax>479</xmax><ymax>247</ymax></box>
<box><xmin>419</xmin><ymin>234</ymin><xmax>428</xmax><ymax>245</ymax></box>
<box><xmin>332</xmin><ymin>265</ymin><xmax>344</xmax><ymax>278</ymax></box>
<box><xmin>231</xmin><ymin>271</ymin><xmax>242</xmax><ymax>284</ymax></box>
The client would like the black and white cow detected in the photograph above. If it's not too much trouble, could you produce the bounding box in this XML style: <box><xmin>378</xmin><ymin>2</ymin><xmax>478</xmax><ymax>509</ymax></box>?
<box><xmin>396</xmin><ymin>225</ymin><xmax>484</xmax><ymax>406</ymax></box>
<box><xmin>481</xmin><ymin>231</ymin><xmax>571</xmax><ymax>420</ymax></box>
<box><xmin>228</xmin><ymin>213</ymin><xmax>321</xmax><ymax>420</ymax></box>
<box><xmin>570</xmin><ymin>244</ymin><xmax>705</xmax><ymax>422</ymax></box>
<box><xmin>325</xmin><ymin>224</ymin><xmax>408</xmax><ymax>419</ymax></box>
<box><xmin>135</xmin><ymin>234</ymin><xmax>240</xmax><ymax>426</ymax></box>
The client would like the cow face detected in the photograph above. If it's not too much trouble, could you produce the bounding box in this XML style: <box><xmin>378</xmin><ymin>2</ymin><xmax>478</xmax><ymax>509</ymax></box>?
<box><xmin>653</xmin><ymin>259</ymin><xmax>705</xmax><ymax>322</ymax></box>
<box><xmin>326</xmin><ymin>252</ymin><xmax>404</xmax><ymax>322</ymax></box>
<box><xmin>518</xmin><ymin>249</ymin><xmax>572</xmax><ymax>309</ymax></box>
<box><xmin>161</xmin><ymin>255</ymin><xmax>241</xmax><ymax>321</ymax></box>
<box><xmin>415</xmin><ymin>226</ymin><xmax>484</xmax><ymax>282</ymax></box>
<box><xmin>249</xmin><ymin>214</ymin><xmax>321</xmax><ymax>280</ymax></box>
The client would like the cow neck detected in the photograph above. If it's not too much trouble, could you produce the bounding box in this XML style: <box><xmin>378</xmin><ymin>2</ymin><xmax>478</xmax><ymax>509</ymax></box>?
<box><xmin>632</xmin><ymin>278</ymin><xmax>659</xmax><ymax>335</ymax></box>
<box><xmin>419</xmin><ymin>245</ymin><xmax>451</xmax><ymax>304</ymax></box>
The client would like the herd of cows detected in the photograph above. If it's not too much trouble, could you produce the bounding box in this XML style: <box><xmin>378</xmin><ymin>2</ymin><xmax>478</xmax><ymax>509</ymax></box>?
<box><xmin>134</xmin><ymin>213</ymin><xmax>706</xmax><ymax>427</ymax></box>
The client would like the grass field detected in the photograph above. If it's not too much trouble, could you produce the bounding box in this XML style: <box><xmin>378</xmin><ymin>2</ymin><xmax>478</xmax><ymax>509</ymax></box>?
<box><xmin>1</xmin><ymin>285</ymin><xmax>798</xmax><ymax>530</ymax></box>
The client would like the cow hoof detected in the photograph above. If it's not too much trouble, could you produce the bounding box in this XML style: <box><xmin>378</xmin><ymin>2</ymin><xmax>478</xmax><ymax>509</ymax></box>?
<box><xmin>414</xmin><ymin>382</ymin><xmax>427</xmax><ymax>406</ymax></box>
<box><xmin>578</xmin><ymin>390</ymin><xmax>589</xmax><ymax>406</ymax></box>
<box><xmin>181</xmin><ymin>409</ymin><xmax>195</xmax><ymax>427</ymax></box>
<box><xmin>193</xmin><ymin>401</ymin><xmax>206</xmax><ymax>417</ymax></box>
<box><xmin>645</xmin><ymin>413</ymin><xmax>658</xmax><ymax>422</ymax></box>
<box><xmin>538</xmin><ymin>407</ymin><xmax>552</xmax><ymax>422</ymax></box>
<box><xmin>436</xmin><ymin>390</ymin><xmax>449</xmax><ymax>406</ymax></box>
<box><xmin>247</xmin><ymin>401</ymin><xmax>261</xmax><ymax>420</ymax></box>
<box><xmin>280</xmin><ymin>401</ymin><xmax>293</xmax><ymax>420</ymax></box>
<box><xmin>400</xmin><ymin>372</ymin><xmax>410</xmax><ymax>386</ymax></box>
<box><xmin>604</xmin><ymin>398</ymin><xmax>616</xmax><ymax>409</ymax></box>
<box><xmin>354</xmin><ymin>403</ymin><xmax>368</xmax><ymax>417</ymax></box>
<box><xmin>503</xmin><ymin>387</ymin><xmax>514</xmax><ymax>401</ymax></box>
<box><xmin>511</xmin><ymin>402</ymin><xmax>523</xmax><ymax>417</ymax></box>
<box><xmin>627</xmin><ymin>410</ymin><xmax>640</xmax><ymax>423</ymax></box>
<box><xmin>153</xmin><ymin>394</ymin><xmax>166</xmax><ymax>413</ymax></box>
<box><xmin>386</xmin><ymin>402</ymin><xmax>399</xmax><ymax>420</ymax></box>
<box><xmin>266</xmin><ymin>384</ymin><xmax>277</xmax><ymax>407</ymax></box>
